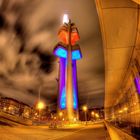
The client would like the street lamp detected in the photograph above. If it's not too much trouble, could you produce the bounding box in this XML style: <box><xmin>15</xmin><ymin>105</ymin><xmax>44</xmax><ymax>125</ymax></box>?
<box><xmin>59</xmin><ymin>111</ymin><xmax>64</xmax><ymax>121</ymax></box>
<box><xmin>91</xmin><ymin>111</ymin><xmax>95</xmax><ymax>116</ymax></box>
<box><xmin>59</xmin><ymin>111</ymin><xmax>63</xmax><ymax>117</ymax></box>
<box><xmin>82</xmin><ymin>105</ymin><xmax>87</xmax><ymax>125</ymax></box>
<box><xmin>36</xmin><ymin>101</ymin><xmax>45</xmax><ymax>122</ymax></box>
<box><xmin>36</xmin><ymin>84</ymin><xmax>47</xmax><ymax>122</ymax></box>
<box><xmin>95</xmin><ymin>113</ymin><xmax>99</xmax><ymax>119</ymax></box>
<box><xmin>83</xmin><ymin>106</ymin><xmax>87</xmax><ymax>112</ymax></box>
<box><xmin>119</xmin><ymin>110</ymin><xmax>123</xmax><ymax>113</ymax></box>
<box><xmin>124</xmin><ymin>107</ymin><xmax>128</xmax><ymax>111</ymax></box>
<box><xmin>37</xmin><ymin>101</ymin><xmax>45</xmax><ymax>110</ymax></box>
<box><xmin>91</xmin><ymin>111</ymin><xmax>95</xmax><ymax>121</ymax></box>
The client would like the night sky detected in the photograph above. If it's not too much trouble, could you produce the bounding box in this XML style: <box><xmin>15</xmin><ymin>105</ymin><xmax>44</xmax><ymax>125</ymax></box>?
<box><xmin>0</xmin><ymin>0</ymin><xmax>104</xmax><ymax>109</ymax></box>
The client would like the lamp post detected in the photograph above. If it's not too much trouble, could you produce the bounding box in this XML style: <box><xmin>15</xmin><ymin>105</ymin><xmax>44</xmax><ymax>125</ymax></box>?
<box><xmin>38</xmin><ymin>86</ymin><xmax>41</xmax><ymax>103</ymax></box>
<box><xmin>59</xmin><ymin>111</ymin><xmax>63</xmax><ymax>120</ymax></box>
<box><xmin>37</xmin><ymin>84</ymin><xmax>47</xmax><ymax>122</ymax></box>
<box><xmin>38</xmin><ymin>85</ymin><xmax>47</xmax><ymax>102</ymax></box>
<box><xmin>82</xmin><ymin>105</ymin><xmax>87</xmax><ymax>125</ymax></box>
<box><xmin>59</xmin><ymin>111</ymin><xmax>63</xmax><ymax>117</ymax></box>
<box><xmin>36</xmin><ymin>101</ymin><xmax>45</xmax><ymax>122</ymax></box>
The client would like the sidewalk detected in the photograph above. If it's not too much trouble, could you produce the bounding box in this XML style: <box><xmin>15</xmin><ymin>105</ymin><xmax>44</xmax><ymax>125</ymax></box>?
<box><xmin>105</xmin><ymin>121</ymin><xmax>137</xmax><ymax>140</ymax></box>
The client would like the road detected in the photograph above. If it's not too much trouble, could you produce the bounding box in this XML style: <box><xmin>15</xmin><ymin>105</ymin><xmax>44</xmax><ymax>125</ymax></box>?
<box><xmin>0</xmin><ymin>122</ymin><xmax>108</xmax><ymax>140</ymax></box>
<box><xmin>56</xmin><ymin>123</ymin><xmax>108</xmax><ymax>140</ymax></box>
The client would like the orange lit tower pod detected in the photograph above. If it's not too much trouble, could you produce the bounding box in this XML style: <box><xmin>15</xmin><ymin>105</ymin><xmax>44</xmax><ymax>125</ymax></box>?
<box><xmin>55</xmin><ymin>20</ymin><xmax>81</xmax><ymax>121</ymax></box>
<box><xmin>58</xmin><ymin>23</ymin><xmax>80</xmax><ymax>45</ymax></box>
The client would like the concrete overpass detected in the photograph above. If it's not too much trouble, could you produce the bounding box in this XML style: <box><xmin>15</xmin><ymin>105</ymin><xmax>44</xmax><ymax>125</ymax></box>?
<box><xmin>95</xmin><ymin>0</ymin><xmax>140</xmax><ymax>118</ymax></box>
<box><xmin>95</xmin><ymin>0</ymin><xmax>140</xmax><ymax>138</ymax></box>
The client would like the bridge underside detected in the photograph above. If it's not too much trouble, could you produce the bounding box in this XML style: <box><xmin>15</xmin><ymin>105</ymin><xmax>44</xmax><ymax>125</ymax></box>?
<box><xmin>96</xmin><ymin>0</ymin><xmax>140</xmax><ymax>118</ymax></box>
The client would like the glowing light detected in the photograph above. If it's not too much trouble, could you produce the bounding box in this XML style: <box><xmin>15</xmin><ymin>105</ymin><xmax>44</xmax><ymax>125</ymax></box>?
<box><xmin>3</xmin><ymin>107</ymin><xmax>7</xmax><ymax>111</ymax></box>
<box><xmin>8</xmin><ymin>106</ymin><xmax>13</xmax><ymax>110</ymax></box>
<box><xmin>112</xmin><ymin>115</ymin><xmax>115</xmax><ymax>119</ymax></box>
<box><xmin>73</xmin><ymin>60</ymin><xmax>78</xmax><ymax>109</ymax></box>
<box><xmin>35</xmin><ymin>113</ymin><xmax>38</xmax><ymax>116</ymax></box>
<box><xmin>58</xmin><ymin>30</ymin><xmax>68</xmax><ymax>44</ymax></box>
<box><xmin>119</xmin><ymin>110</ymin><xmax>122</xmax><ymax>113</ymax></box>
<box><xmin>72</xmin><ymin>50</ymin><xmax>82</xmax><ymax>60</ymax></box>
<box><xmin>58</xmin><ymin>58</ymin><xmax>79</xmax><ymax>110</ymax></box>
<box><xmin>54</xmin><ymin>47</ymin><xmax>82</xmax><ymax>60</ymax></box>
<box><xmin>73</xmin><ymin>90</ymin><xmax>77</xmax><ymax>109</ymax></box>
<box><xmin>82</xmin><ymin>106</ymin><xmax>87</xmax><ymax>111</ymax></box>
<box><xmin>95</xmin><ymin>113</ymin><xmax>99</xmax><ymax>118</ymax></box>
<box><xmin>58</xmin><ymin>24</ymin><xmax>80</xmax><ymax>45</ymax></box>
<box><xmin>60</xmin><ymin>88</ymin><xmax>66</xmax><ymax>109</ymax></box>
<box><xmin>58</xmin><ymin>30</ymin><xmax>79</xmax><ymax>45</ymax></box>
<box><xmin>71</xmin><ymin>32</ymin><xmax>80</xmax><ymax>45</ymax></box>
<box><xmin>73</xmin><ymin>117</ymin><xmax>77</xmax><ymax>122</ymax></box>
<box><xmin>59</xmin><ymin>58</ymin><xmax>66</xmax><ymax>109</ymax></box>
<box><xmin>134</xmin><ymin>77</ymin><xmax>140</xmax><ymax>94</ymax></box>
<box><xmin>124</xmin><ymin>107</ymin><xmax>128</xmax><ymax>111</ymax></box>
<box><xmin>37</xmin><ymin>101</ymin><xmax>45</xmax><ymax>110</ymax></box>
<box><xmin>63</xmin><ymin>14</ymin><xmax>69</xmax><ymax>24</ymax></box>
<box><xmin>59</xmin><ymin>112</ymin><xmax>63</xmax><ymax>117</ymax></box>
<box><xmin>91</xmin><ymin>111</ymin><xmax>95</xmax><ymax>115</ymax></box>
<box><xmin>54</xmin><ymin>47</ymin><xmax>67</xmax><ymax>58</ymax></box>
<box><xmin>24</xmin><ymin>112</ymin><xmax>29</xmax><ymax>116</ymax></box>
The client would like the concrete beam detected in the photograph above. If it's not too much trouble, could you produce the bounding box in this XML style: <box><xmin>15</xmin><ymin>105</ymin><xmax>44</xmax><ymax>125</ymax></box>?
<box><xmin>132</xmin><ymin>0</ymin><xmax>140</xmax><ymax>5</ymax></box>
<box><xmin>95</xmin><ymin>0</ymin><xmax>138</xmax><ymax>111</ymax></box>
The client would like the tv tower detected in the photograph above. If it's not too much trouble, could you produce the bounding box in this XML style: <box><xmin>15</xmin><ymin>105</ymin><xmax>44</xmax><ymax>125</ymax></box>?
<box><xmin>53</xmin><ymin>15</ymin><xmax>82</xmax><ymax>121</ymax></box>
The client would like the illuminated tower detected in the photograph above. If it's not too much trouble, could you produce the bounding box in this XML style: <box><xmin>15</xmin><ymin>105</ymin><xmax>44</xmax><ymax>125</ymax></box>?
<box><xmin>53</xmin><ymin>15</ymin><xmax>82</xmax><ymax>121</ymax></box>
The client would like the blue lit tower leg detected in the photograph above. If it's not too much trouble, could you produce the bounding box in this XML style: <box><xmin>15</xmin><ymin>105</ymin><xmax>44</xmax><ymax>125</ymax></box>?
<box><xmin>59</xmin><ymin>58</ymin><xmax>66</xmax><ymax>110</ymax></box>
<box><xmin>72</xmin><ymin>60</ymin><xmax>79</xmax><ymax>119</ymax></box>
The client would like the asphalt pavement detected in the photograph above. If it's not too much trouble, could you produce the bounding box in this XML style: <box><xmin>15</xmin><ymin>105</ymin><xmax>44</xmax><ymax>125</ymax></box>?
<box><xmin>0</xmin><ymin>122</ymin><xmax>109</xmax><ymax>140</ymax></box>
<box><xmin>56</xmin><ymin>123</ymin><xmax>108</xmax><ymax>140</ymax></box>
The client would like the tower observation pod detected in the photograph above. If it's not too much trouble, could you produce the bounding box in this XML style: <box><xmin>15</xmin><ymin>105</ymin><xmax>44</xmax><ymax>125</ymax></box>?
<box><xmin>53</xmin><ymin>15</ymin><xmax>82</xmax><ymax>122</ymax></box>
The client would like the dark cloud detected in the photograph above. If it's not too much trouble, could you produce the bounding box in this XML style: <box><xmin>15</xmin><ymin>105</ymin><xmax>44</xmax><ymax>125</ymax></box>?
<box><xmin>31</xmin><ymin>47</ymin><xmax>56</xmax><ymax>73</ymax></box>
<box><xmin>14</xmin><ymin>22</ymin><xmax>25</xmax><ymax>41</ymax></box>
<box><xmin>0</xmin><ymin>14</ymin><xmax>6</xmax><ymax>28</ymax></box>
